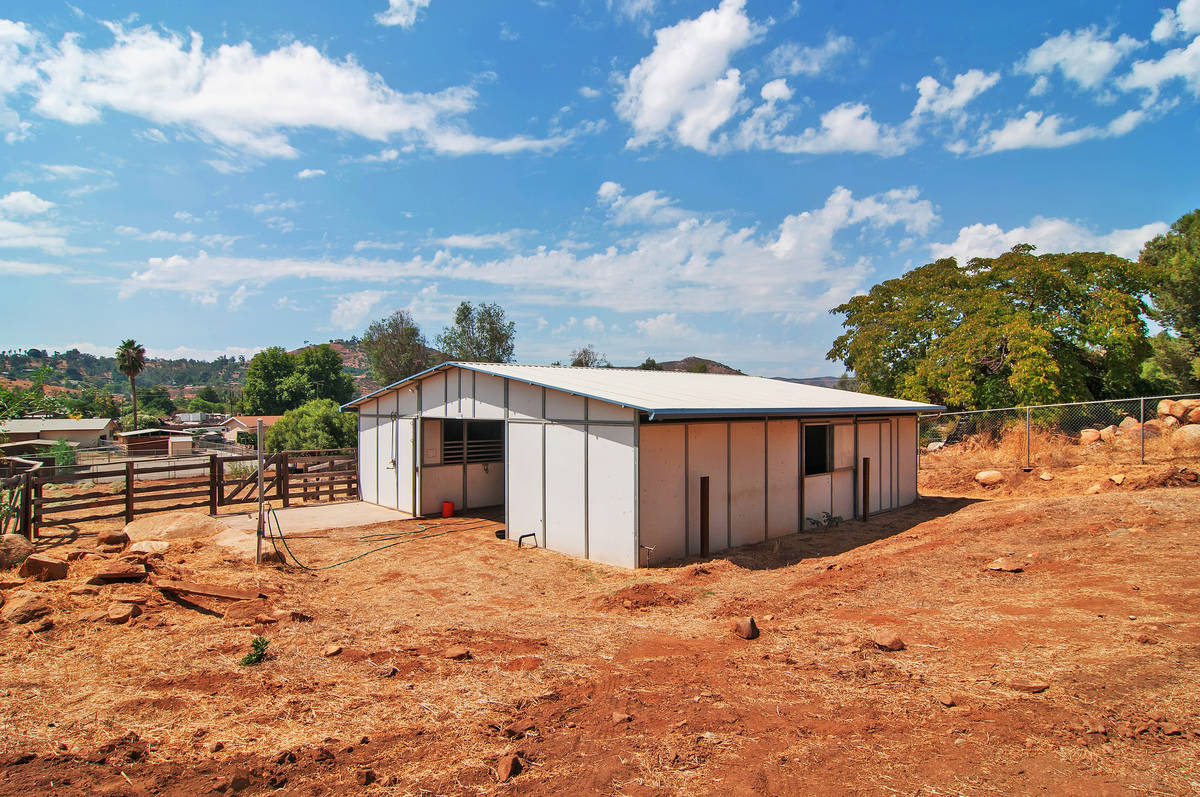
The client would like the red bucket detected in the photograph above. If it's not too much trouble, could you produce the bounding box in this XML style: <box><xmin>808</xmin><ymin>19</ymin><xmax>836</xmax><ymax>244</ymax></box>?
<box><xmin>441</xmin><ymin>501</ymin><xmax>455</xmax><ymax>518</ymax></box>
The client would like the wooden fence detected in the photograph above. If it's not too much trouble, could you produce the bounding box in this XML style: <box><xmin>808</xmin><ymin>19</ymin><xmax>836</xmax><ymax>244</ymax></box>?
<box><xmin>3</xmin><ymin>449</ymin><xmax>357</xmax><ymax>539</ymax></box>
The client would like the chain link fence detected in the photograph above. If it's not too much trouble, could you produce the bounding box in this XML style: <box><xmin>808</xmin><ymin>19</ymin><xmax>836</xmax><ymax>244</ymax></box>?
<box><xmin>919</xmin><ymin>393</ymin><xmax>1200</xmax><ymax>471</ymax></box>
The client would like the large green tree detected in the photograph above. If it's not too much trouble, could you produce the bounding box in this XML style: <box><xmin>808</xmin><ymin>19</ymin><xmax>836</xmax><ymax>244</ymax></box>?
<box><xmin>436</xmin><ymin>301</ymin><xmax>516</xmax><ymax>363</ymax></box>
<box><xmin>293</xmin><ymin>345</ymin><xmax>355</xmax><ymax>405</ymax></box>
<box><xmin>362</xmin><ymin>310</ymin><xmax>439</xmax><ymax>385</ymax></box>
<box><xmin>1139</xmin><ymin>209</ymin><xmax>1200</xmax><ymax>390</ymax></box>
<box><xmin>264</xmin><ymin>399</ymin><xmax>357</xmax><ymax>453</ymax></box>
<box><xmin>243</xmin><ymin>347</ymin><xmax>301</xmax><ymax>414</ymax></box>
<box><xmin>828</xmin><ymin>245</ymin><xmax>1152</xmax><ymax>410</ymax></box>
<box><xmin>115</xmin><ymin>339</ymin><xmax>146</xmax><ymax>429</ymax></box>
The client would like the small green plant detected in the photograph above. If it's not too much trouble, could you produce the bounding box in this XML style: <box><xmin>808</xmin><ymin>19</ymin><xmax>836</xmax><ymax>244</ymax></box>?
<box><xmin>48</xmin><ymin>437</ymin><xmax>76</xmax><ymax>468</ymax></box>
<box><xmin>238</xmin><ymin>636</ymin><xmax>270</xmax><ymax>666</ymax></box>
<box><xmin>225</xmin><ymin>461</ymin><xmax>254</xmax><ymax>479</ymax></box>
<box><xmin>805</xmin><ymin>512</ymin><xmax>843</xmax><ymax>529</ymax></box>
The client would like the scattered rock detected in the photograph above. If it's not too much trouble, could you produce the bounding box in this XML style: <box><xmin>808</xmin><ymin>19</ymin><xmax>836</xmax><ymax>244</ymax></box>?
<box><xmin>501</xmin><ymin>719</ymin><xmax>536</xmax><ymax>739</ymax></box>
<box><xmin>496</xmin><ymin>754</ymin><xmax>522</xmax><ymax>782</ymax></box>
<box><xmin>355</xmin><ymin>769</ymin><xmax>377</xmax><ymax>786</ymax></box>
<box><xmin>1078</xmin><ymin>429</ymin><xmax>1101</xmax><ymax>444</ymax></box>
<box><xmin>222</xmin><ymin>598</ymin><xmax>273</xmax><ymax>623</ymax></box>
<box><xmin>1171</xmin><ymin>424</ymin><xmax>1200</xmax><ymax>454</ymax></box>
<box><xmin>1135</xmin><ymin>634</ymin><xmax>1158</xmax><ymax>645</ymax></box>
<box><xmin>69</xmin><ymin>584</ymin><xmax>100</xmax><ymax>596</ymax></box>
<box><xmin>974</xmin><ymin>470</ymin><xmax>1005</xmax><ymax>486</ymax></box>
<box><xmin>442</xmin><ymin>646</ymin><xmax>472</xmax><ymax>660</ymax></box>
<box><xmin>1109</xmin><ymin>474</ymin><xmax>1126</xmax><ymax>485</ymax></box>
<box><xmin>1160</xmin><ymin>722</ymin><xmax>1182</xmax><ymax>736</ymax></box>
<box><xmin>322</xmin><ymin>645</ymin><xmax>343</xmax><ymax>657</ymax></box>
<box><xmin>1118</xmin><ymin>416</ymin><xmax>1140</xmax><ymax>430</ymax></box>
<box><xmin>110</xmin><ymin>589</ymin><xmax>148</xmax><ymax>605</ymax></box>
<box><xmin>106</xmin><ymin>602</ymin><xmax>142</xmax><ymax>624</ymax></box>
<box><xmin>731</xmin><ymin>616</ymin><xmax>759</xmax><ymax>640</ymax></box>
<box><xmin>127</xmin><ymin>540</ymin><xmax>169</xmax><ymax>556</ymax></box>
<box><xmin>926</xmin><ymin>441</ymin><xmax>944</xmax><ymax>452</ymax></box>
<box><xmin>1099</xmin><ymin>425</ymin><xmax>1119</xmax><ymax>442</ymax></box>
<box><xmin>80</xmin><ymin>609</ymin><xmax>108</xmax><ymax>622</ymax></box>
<box><xmin>1160</xmin><ymin>415</ymin><xmax>1181</xmax><ymax>430</ymax></box>
<box><xmin>97</xmin><ymin>544</ymin><xmax>124</xmax><ymax>555</ymax></box>
<box><xmin>611</xmin><ymin>712</ymin><xmax>633</xmax><ymax>724</ymax></box>
<box><xmin>210</xmin><ymin>741</ymin><xmax>224</xmax><ymax>753</ymax></box>
<box><xmin>0</xmin><ymin>534</ymin><xmax>34</xmax><ymax>570</ymax></box>
<box><xmin>18</xmin><ymin>554</ymin><xmax>68</xmax><ymax>582</ymax></box>
<box><xmin>1</xmin><ymin>591</ymin><xmax>50</xmax><ymax>624</ymax></box>
<box><xmin>27</xmin><ymin>617</ymin><xmax>53</xmax><ymax>633</ymax></box>
<box><xmin>1142</xmin><ymin>420</ymin><xmax>1166</xmax><ymax>437</ymax></box>
<box><xmin>986</xmin><ymin>557</ymin><xmax>1023</xmax><ymax>572</ymax></box>
<box><xmin>1157</xmin><ymin>398</ymin><xmax>1187</xmax><ymax>420</ymax></box>
<box><xmin>91</xmin><ymin>562</ymin><xmax>147</xmax><ymax>583</ymax></box>
<box><xmin>1008</xmin><ymin>679</ymin><xmax>1049</xmax><ymax>694</ymax></box>
<box><xmin>871</xmin><ymin>630</ymin><xmax>905</xmax><ymax>651</ymax></box>
<box><xmin>97</xmin><ymin>529</ymin><xmax>129</xmax><ymax>547</ymax></box>
<box><xmin>1038</xmin><ymin>472</ymin><xmax>1054</xmax><ymax>481</ymax></box>
<box><xmin>937</xmin><ymin>693</ymin><xmax>957</xmax><ymax>707</ymax></box>
<box><xmin>124</xmin><ymin>512</ymin><xmax>230</xmax><ymax>542</ymax></box>
<box><xmin>1086</xmin><ymin>483</ymin><xmax>1103</xmax><ymax>495</ymax></box>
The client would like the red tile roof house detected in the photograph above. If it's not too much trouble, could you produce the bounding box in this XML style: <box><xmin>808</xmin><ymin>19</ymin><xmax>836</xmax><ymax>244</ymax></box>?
<box><xmin>219</xmin><ymin>415</ymin><xmax>283</xmax><ymax>446</ymax></box>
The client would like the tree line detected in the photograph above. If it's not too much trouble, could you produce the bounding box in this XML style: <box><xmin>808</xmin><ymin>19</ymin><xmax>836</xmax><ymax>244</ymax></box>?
<box><xmin>829</xmin><ymin>209</ymin><xmax>1200</xmax><ymax>411</ymax></box>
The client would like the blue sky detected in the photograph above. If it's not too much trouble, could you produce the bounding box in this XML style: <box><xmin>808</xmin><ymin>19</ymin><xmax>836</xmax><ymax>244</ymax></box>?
<box><xmin>1</xmin><ymin>0</ymin><xmax>1197</xmax><ymax>377</ymax></box>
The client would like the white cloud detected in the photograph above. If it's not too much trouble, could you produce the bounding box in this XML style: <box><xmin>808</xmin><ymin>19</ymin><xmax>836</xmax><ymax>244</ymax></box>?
<box><xmin>578</xmin><ymin>86</ymin><xmax>602</xmax><ymax>99</ymax></box>
<box><xmin>433</xmin><ymin>232</ymin><xmax>518</xmax><ymax>249</ymax></box>
<box><xmin>135</xmin><ymin>127</ymin><xmax>167</xmax><ymax>143</ymax></box>
<box><xmin>975</xmin><ymin>109</ymin><xmax>1145</xmax><ymax>153</ymax></box>
<box><xmin>375</xmin><ymin>0</ymin><xmax>432</xmax><ymax>28</ymax></box>
<box><xmin>929</xmin><ymin>217</ymin><xmax>1169</xmax><ymax>264</ymax></box>
<box><xmin>1017</xmin><ymin>27</ymin><xmax>1141</xmax><ymax>91</ymax></box>
<box><xmin>582</xmin><ymin>315</ymin><xmax>605</xmax><ymax>332</ymax></box>
<box><xmin>911</xmin><ymin>69</ymin><xmax>1000</xmax><ymax>121</ymax></box>
<box><xmin>251</xmin><ymin>199</ymin><xmax>299</xmax><ymax>215</ymax></box>
<box><xmin>30</xmin><ymin>342</ymin><xmax>266</xmax><ymax>360</ymax></box>
<box><xmin>738</xmin><ymin>101</ymin><xmax>911</xmax><ymax>156</ymax></box>
<box><xmin>296</xmin><ymin>168</ymin><xmax>326</xmax><ymax>179</ymax></box>
<box><xmin>760</xmin><ymin>78</ymin><xmax>792</xmax><ymax>102</ymax></box>
<box><xmin>616</xmin><ymin>0</ymin><xmax>763</xmax><ymax>152</ymax></box>
<box><xmin>1151</xmin><ymin>0</ymin><xmax>1200</xmax><ymax>42</ymax></box>
<box><xmin>1029</xmin><ymin>75</ymin><xmax>1050</xmax><ymax>96</ymax></box>
<box><xmin>0</xmin><ymin>20</ymin><xmax>38</xmax><ymax>143</ymax></box>
<box><xmin>610</xmin><ymin>0</ymin><xmax>658</xmax><ymax>25</ymax></box>
<box><xmin>1118</xmin><ymin>34</ymin><xmax>1200</xmax><ymax>102</ymax></box>
<box><xmin>0</xmin><ymin>259</ymin><xmax>67</xmax><ymax>276</ymax></box>
<box><xmin>0</xmin><ymin>190</ymin><xmax>54</xmax><ymax>215</ymax></box>
<box><xmin>23</xmin><ymin>21</ymin><xmax>566</xmax><ymax>160</ymax></box>
<box><xmin>765</xmin><ymin>33</ymin><xmax>853</xmax><ymax>77</ymax></box>
<box><xmin>634</xmin><ymin>312</ymin><xmax>697</xmax><ymax>339</ymax></box>
<box><xmin>119</xmin><ymin>183</ymin><xmax>938</xmax><ymax>322</ymax></box>
<box><xmin>330</xmin><ymin>290</ymin><xmax>387</xmax><ymax>330</ymax></box>
<box><xmin>353</xmin><ymin>239</ymin><xmax>406</xmax><ymax>252</ymax></box>
<box><xmin>115</xmin><ymin>225</ymin><xmax>195</xmax><ymax>242</ymax></box>
<box><xmin>596</xmin><ymin>181</ymin><xmax>689</xmax><ymax>226</ymax></box>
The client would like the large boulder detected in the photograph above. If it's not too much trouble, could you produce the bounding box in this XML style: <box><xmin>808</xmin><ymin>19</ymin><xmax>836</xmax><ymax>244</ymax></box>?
<box><xmin>1158</xmin><ymin>399</ymin><xmax>1187</xmax><ymax>420</ymax></box>
<box><xmin>1079</xmin><ymin>429</ymin><xmax>1102</xmax><ymax>444</ymax></box>
<box><xmin>1</xmin><ymin>590</ymin><xmax>50</xmax><ymax>624</ymax></box>
<box><xmin>0</xmin><ymin>534</ymin><xmax>34</xmax><ymax>570</ymax></box>
<box><xmin>1099</xmin><ymin>425</ymin><xmax>1119</xmax><ymax>442</ymax></box>
<box><xmin>1118</xmin><ymin>416</ymin><xmax>1140</xmax><ymax>431</ymax></box>
<box><xmin>1186</xmin><ymin>406</ymin><xmax>1200</xmax><ymax>425</ymax></box>
<box><xmin>975</xmin><ymin>470</ymin><xmax>1005</xmax><ymax>486</ymax></box>
<box><xmin>18</xmin><ymin>554</ymin><xmax>68</xmax><ymax>582</ymax></box>
<box><xmin>1142</xmin><ymin>420</ymin><xmax>1166</xmax><ymax>438</ymax></box>
<box><xmin>124</xmin><ymin>512</ymin><xmax>230</xmax><ymax>542</ymax></box>
<box><xmin>1171</xmin><ymin>425</ymin><xmax>1200</xmax><ymax>454</ymax></box>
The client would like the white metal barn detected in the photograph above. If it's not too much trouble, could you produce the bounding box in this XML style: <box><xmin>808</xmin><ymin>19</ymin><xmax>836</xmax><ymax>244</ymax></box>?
<box><xmin>341</xmin><ymin>363</ymin><xmax>942</xmax><ymax>569</ymax></box>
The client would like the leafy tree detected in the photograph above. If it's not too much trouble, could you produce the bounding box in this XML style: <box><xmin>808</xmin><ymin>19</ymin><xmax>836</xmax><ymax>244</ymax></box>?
<box><xmin>293</xmin><ymin>344</ymin><xmax>355</xmax><ymax>405</ymax></box>
<box><xmin>139</xmin><ymin>385</ymin><xmax>176</xmax><ymax>417</ymax></box>
<box><xmin>436</xmin><ymin>301</ymin><xmax>516</xmax><ymax>363</ymax></box>
<box><xmin>569</xmin><ymin>345</ymin><xmax>609</xmax><ymax>368</ymax></box>
<box><xmin>638</xmin><ymin>357</ymin><xmax>663</xmax><ymax>370</ymax></box>
<box><xmin>66</xmin><ymin>387</ymin><xmax>120</xmax><ymax>420</ymax></box>
<box><xmin>188</xmin><ymin>397</ymin><xmax>225</xmax><ymax>414</ymax></box>
<box><xmin>686</xmin><ymin>361</ymin><xmax>708</xmax><ymax>373</ymax></box>
<box><xmin>243</xmin><ymin>347</ymin><xmax>300</xmax><ymax>415</ymax></box>
<box><xmin>264</xmin><ymin>399</ymin><xmax>357</xmax><ymax>453</ymax></box>
<box><xmin>116</xmin><ymin>339</ymin><xmax>147</xmax><ymax>430</ymax></box>
<box><xmin>47</xmin><ymin>438</ymin><xmax>75</xmax><ymax>467</ymax></box>
<box><xmin>828</xmin><ymin>245</ymin><xmax>1153</xmax><ymax>410</ymax></box>
<box><xmin>197</xmin><ymin>385</ymin><xmax>221</xmax><ymax>403</ymax></box>
<box><xmin>362</xmin><ymin>310</ymin><xmax>439</xmax><ymax>385</ymax></box>
<box><xmin>1140</xmin><ymin>210</ymin><xmax>1200</xmax><ymax>390</ymax></box>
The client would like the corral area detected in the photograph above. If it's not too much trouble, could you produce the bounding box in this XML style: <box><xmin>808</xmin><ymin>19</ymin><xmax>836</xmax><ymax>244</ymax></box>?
<box><xmin>1</xmin><ymin>460</ymin><xmax>1199</xmax><ymax>795</ymax></box>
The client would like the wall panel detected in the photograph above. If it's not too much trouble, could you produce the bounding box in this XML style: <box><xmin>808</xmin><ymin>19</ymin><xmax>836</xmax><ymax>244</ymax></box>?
<box><xmin>766</xmin><ymin>419</ymin><xmax>799</xmax><ymax>538</ymax></box>
<box><xmin>508</xmin><ymin>381</ymin><xmax>543</xmax><ymax>420</ymax></box>
<box><xmin>687</xmin><ymin>423</ymin><xmax>729</xmax><ymax>554</ymax></box>
<box><xmin>638</xmin><ymin>425</ymin><xmax>686</xmax><ymax>563</ymax></box>
<box><xmin>358</xmin><ymin>411</ymin><xmax>378</xmax><ymax>505</ymax></box>
<box><xmin>545</xmin><ymin>389</ymin><xmax>586</xmax><ymax>421</ymax></box>
<box><xmin>897</xmin><ymin>415</ymin><xmax>917</xmax><ymax>506</ymax></box>
<box><xmin>506</xmin><ymin>422</ymin><xmax>543</xmax><ymax>542</ymax></box>
<box><xmin>545</xmin><ymin>424</ymin><xmax>586</xmax><ymax>557</ymax></box>
<box><xmin>729</xmin><ymin>422</ymin><xmax>766</xmax><ymax>547</ymax></box>
<box><xmin>587</xmin><ymin>424</ymin><xmax>637</xmax><ymax>568</ymax></box>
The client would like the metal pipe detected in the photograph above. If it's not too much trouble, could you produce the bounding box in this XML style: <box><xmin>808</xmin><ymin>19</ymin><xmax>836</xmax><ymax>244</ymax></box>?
<box><xmin>255</xmin><ymin>418</ymin><xmax>264</xmax><ymax>565</ymax></box>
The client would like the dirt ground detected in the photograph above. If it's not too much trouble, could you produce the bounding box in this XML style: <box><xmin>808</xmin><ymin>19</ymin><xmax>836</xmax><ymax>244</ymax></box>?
<box><xmin>2</xmin><ymin>460</ymin><xmax>1200</xmax><ymax>795</ymax></box>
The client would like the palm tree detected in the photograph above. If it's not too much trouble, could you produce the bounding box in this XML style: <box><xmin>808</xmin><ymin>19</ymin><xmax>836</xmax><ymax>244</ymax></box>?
<box><xmin>115</xmin><ymin>339</ymin><xmax>147</xmax><ymax>430</ymax></box>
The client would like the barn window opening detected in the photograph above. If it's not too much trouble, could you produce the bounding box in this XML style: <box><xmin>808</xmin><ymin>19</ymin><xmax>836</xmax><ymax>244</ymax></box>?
<box><xmin>804</xmin><ymin>424</ymin><xmax>834</xmax><ymax>476</ymax></box>
<box><xmin>441</xmin><ymin>420</ymin><xmax>504</xmax><ymax>464</ymax></box>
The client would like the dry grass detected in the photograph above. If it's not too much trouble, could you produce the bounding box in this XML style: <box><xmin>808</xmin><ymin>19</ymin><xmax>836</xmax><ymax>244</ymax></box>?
<box><xmin>2</xmin><ymin>485</ymin><xmax>1200</xmax><ymax>794</ymax></box>
<box><xmin>925</xmin><ymin>426</ymin><xmax>1183</xmax><ymax>472</ymax></box>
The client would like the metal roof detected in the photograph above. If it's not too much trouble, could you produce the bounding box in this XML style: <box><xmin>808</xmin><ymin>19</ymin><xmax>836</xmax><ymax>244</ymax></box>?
<box><xmin>0</xmin><ymin>418</ymin><xmax>114</xmax><ymax>433</ymax></box>
<box><xmin>341</xmin><ymin>362</ymin><xmax>944</xmax><ymax>418</ymax></box>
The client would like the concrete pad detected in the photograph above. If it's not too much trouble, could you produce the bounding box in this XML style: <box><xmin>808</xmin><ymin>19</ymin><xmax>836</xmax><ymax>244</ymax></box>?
<box><xmin>223</xmin><ymin>501</ymin><xmax>412</xmax><ymax>535</ymax></box>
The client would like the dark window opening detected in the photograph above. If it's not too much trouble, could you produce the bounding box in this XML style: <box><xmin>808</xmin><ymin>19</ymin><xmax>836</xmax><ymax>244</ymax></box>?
<box><xmin>442</xmin><ymin>420</ymin><xmax>504</xmax><ymax>464</ymax></box>
<box><xmin>804</xmin><ymin>424</ymin><xmax>834</xmax><ymax>476</ymax></box>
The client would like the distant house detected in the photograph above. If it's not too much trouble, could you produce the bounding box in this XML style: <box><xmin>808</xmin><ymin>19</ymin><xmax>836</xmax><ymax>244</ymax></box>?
<box><xmin>219</xmin><ymin>415</ymin><xmax>283</xmax><ymax>445</ymax></box>
<box><xmin>0</xmin><ymin>417</ymin><xmax>115</xmax><ymax>447</ymax></box>
<box><xmin>116</xmin><ymin>428</ymin><xmax>193</xmax><ymax>456</ymax></box>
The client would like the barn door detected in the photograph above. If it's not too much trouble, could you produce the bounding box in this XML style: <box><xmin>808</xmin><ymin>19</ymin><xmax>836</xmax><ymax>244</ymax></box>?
<box><xmin>394</xmin><ymin>418</ymin><xmax>415</xmax><ymax>514</ymax></box>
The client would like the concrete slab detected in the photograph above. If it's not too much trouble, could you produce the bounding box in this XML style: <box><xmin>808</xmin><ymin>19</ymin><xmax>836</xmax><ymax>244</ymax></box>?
<box><xmin>223</xmin><ymin>501</ymin><xmax>412</xmax><ymax>535</ymax></box>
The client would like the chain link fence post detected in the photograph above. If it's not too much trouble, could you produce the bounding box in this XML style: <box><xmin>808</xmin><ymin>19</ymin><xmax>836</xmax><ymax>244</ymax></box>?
<box><xmin>1140</xmin><ymin>397</ymin><xmax>1145</xmax><ymax>466</ymax></box>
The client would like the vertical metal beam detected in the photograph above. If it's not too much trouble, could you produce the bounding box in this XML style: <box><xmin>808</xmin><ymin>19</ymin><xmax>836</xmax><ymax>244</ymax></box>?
<box><xmin>1025</xmin><ymin>407</ymin><xmax>1032</xmax><ymax>471</ymax></box>
<box><xmin>541</xmin><ymin>422</ymin><xmax>547</xmax><ymax>549</ymax></box>
<box><xmin>699</xmin><ymin>474</ymin><xmax>710</xmax><ymax>557</ymax></box>
<box><xmin>684</xmin><ymin>423</ymin><xmax>690</xmax><ymax>557</ymax></box>
<box><xmin>583</xmin><ymin>420</ymin><xmax>590</xmax><ymax>560</ymax></box>
<box><xmin>503</xmin><ymin>378</ymin><xmax>510</xmax><ymax>540</ymax></box>
<box><xmin>1139</xmin><ymin>397</ymin><xmax>1145</xmax><ymax>465</ymax></box>
<box><xmin>852</xmin><ymin>415</ymin><xmax>859</xmax><ymax>519</ymax></box>
<box><xmin>862</xmin><ymin>456</ymin><xmax>871</xmax><ymax>522</ymax></box>
<box><xmin>255</xmin><ymin>418</ymin><xmax>264</xmax><ymax>564</ymax></box>
<box><xmin>725</xmin><ymin>422</ymin><xmax>732</xmax><ymax>550</ymax></box>
<box><xmin>762</xmin><ymin>419</ymin><xmax>769</xmax><ymax>542</ymax></box>
<box><xmin>633</xmin><ymin>413</ymin><xmax>641</xmax><ymax>567</ymax></box>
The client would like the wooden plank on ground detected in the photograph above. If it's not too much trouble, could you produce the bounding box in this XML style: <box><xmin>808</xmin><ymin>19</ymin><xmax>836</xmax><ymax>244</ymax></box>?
<box><xmin>153</xmin><ymin>578</ymin><xmax>265</xmax><ymax>601</ymax></box>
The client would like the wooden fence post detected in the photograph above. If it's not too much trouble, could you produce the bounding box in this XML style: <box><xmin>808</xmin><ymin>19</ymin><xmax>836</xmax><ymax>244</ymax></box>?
<box><xmin>208</xmin><ymin>454</ymin><xmax>219</xmax><ymax>515</ymax></box>
<box><xmin>19</xmin><ymin>472</ymin><xmax>33</xmax><ymax>541</ymax></box>
<box><xmin>33</xmin><ymin>479</ymin><xmax>43</xmax><ymax>539</ymax></box>
<box><xmin>124</xmin><ymin>461</ymin><xmax>135</xmax><ymax>524</ymax></box>
<box><xmin>280</xmin><ymin>452</ymin><xmax>290</xmax><ymax>508</ymax></box>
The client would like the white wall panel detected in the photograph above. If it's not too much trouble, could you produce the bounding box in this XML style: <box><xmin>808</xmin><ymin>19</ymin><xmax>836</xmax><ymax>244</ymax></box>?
<box><xmin>466</xmin><ymin>463</ymin><xmax>504</xmax><ymax>508</ymax></box>
<box><xmin>358</xmin><ymin>411</ymin><xmax>378</xmax><ymax>504</ymax></box>
<box><xmin>687</xmin><ymin>423</ymin><xmax>729</xmax><ymax>554</ymax></box>
<box><xmin>766</xmin><ymin>419</ymin><xmax>799</xmax><ymax>538</ymax></box>
<box><xmin>420</xmin><ymin>465</ymin><xmax>463</xmax><ymax>515</ymax></box>
<box><xmin>473</xmin><ymin>372</ymin><xmax>505</xmax><ymax>419</ymax></box>
<box><xmin>638</xmin><ymin>425</ymin><xmax>686</xmax><ymax>563</ymax></box>
<box><xmin>377</xmin><ymin>390</ymin><xmax>398</xmax><ymax>416</ymax></box>
<box><xmin>396</xmin><ymin>385</ymin><xmax>418</xmax><ymax>415</ymax></box>
<box><xmin>506</xmin><ymin>422</ymin><xmax>543</xmax><ymax>542</ymax></box>
<box><xmin>833</xmin><ymin>470</ymin><xmax>854</xmax><ymax>521</ymax></box>
<box><xmin>422</xmin><ymin>418</ymin><xmax>442</xmax><ymax>465</ymax></box>
<box><xmin>545</xmin><ymin>424</ymin><xmax>586</xmax><ymax>558</ymax></box>
<box><xmin>897</xmin><ymin>415</ymin><xmax>917</xmax><ymax>506</ymax></box>
<box><xmin>729</xmin><ymin>422</ymin><xmax>765</xmax><ymax>547</ymax></box>
<box><xmin>421</xmin><ymin>372</ymin><xmax>447</xmax><ymax>417</ymax></box>
<box><xmin>376</xmin><ymin>415</ymin><xmax>398</xmax><ymax>510</ymax></box>
<box><xmin>834</xmin><ymin>423</ymin><xmax>854</xmax><ymax>469</ymax></box>
<box><xmin>879</xmin><ymin>423</ymin><xmax>893</xmax><ymax>511</ymax></box>
<box><xmin>508</xmin><ymin>381</ymin><xmax>543</xmax><ymax>420</ymax></box>
<box><xmin>804</xmin><ymin>474</ymin><xmax>832</xmax><ymax>528</ymax></box>
<box><xmin>395</xmin><ymin>418</ymin><xmax>414</xmax><ymax>514</ymax></box>
<box><xmin>587</xmin><ymin>400</ymin><xmax>634</xmax><ymax>422</ymax></box>
<box><xmin>587</xmin><ymin>424</ymin><xmax>637</xmax><ymax>569</ymax></box>
<box><xmin>545</xmin><ymin>388</ymin><xmax>585</xmax><ymax>420</ymax></box>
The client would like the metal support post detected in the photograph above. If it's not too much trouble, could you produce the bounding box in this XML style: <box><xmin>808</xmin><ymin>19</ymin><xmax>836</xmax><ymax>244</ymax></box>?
<box><xmin>255</xmin><ymin>419</ymin><xmax>264</xmax><ymax>564</ymax></box>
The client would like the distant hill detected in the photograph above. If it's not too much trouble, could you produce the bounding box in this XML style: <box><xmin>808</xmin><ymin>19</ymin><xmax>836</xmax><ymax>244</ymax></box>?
<box><xmin>774</xmin><ymin>376</ymin><xmax>860</xmax><ymax>391</ymax></box>
<box><xmin>651</xmin><ymin>356</ymin><xmax>744</xmax><ymax>375</ymax></box>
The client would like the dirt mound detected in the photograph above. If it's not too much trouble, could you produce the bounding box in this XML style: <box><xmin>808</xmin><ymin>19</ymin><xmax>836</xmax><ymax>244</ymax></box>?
<box><xmin>598</xmin><ymin>581</ymin><xmax>693</xmax><ymax>609</ymax></box>
<box><xmin>124</xmin><ymin>512</ymin><xmax>231</xmax><ymax>541</ymax></box>
<box><xmin>1132</xmin><ymin>465</ymin><xmax>1200</xmax><ymax>490</ymax></box>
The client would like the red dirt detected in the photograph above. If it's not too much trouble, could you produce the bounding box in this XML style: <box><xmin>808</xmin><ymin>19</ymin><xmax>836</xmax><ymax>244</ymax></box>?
<box><xmin>2</xmin><ymin>472</ymin><xmax>1200</xmax><ymax>794</ymax></box>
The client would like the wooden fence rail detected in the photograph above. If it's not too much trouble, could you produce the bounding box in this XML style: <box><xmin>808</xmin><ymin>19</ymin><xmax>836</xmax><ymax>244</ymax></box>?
<box><xmin>6</xmin><ymin>449</ymin><xmax>358</xmax><ymax>539</ymax></box>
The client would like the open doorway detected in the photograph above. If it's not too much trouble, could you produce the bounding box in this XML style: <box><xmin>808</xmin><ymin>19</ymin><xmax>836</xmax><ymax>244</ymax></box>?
<box><xmin>419</xmin><ymin>419</ymin><xmax>505</xmax><ymax>514</ymax></box>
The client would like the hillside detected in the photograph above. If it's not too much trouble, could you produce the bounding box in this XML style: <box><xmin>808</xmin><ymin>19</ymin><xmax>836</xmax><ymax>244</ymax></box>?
<box><xmin>653</xmin><ymin>356</ymin><xmax>744</xmax><ymax>374</ymax></box>
<box><xmin>774</xmin><ymin>375</ymin><xmax>859</xmax><ymax>390</ymax></box>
